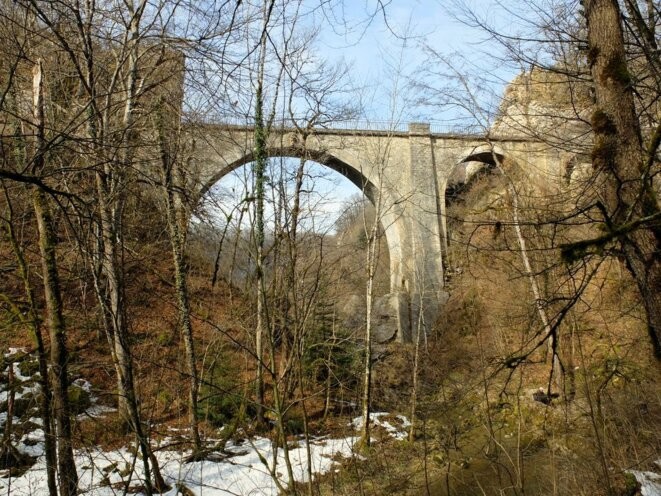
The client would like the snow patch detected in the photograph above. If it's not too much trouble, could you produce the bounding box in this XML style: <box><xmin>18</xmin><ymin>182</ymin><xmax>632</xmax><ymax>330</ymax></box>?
<box><xmin>628</xmin><ymin>460</ymin><xmax>661</xmax><ymax>496</ymax></box>
<box><xmin>5</xmin><ymin>347</ymin><xmax>27</xmax><ymax>357</ymax></box>
<box><xmin>351</xmin><ymin>412</ymin><xmax>411</xmax><ymax>441</ymax></box>
<box><xmin>72</xmin><ymin>377</ymin><xmax>93</xmax><ymax>392</ymax></box>
<box><xmin>1</xmin><ymin>435</ymin><xmax>360</xmax><ymax>495</ymax></box>
<box><xmin>80</xmin><ymin>404</ymin><xmax>117</xmax><ymax>419</ymax></box>
<box><xmin>17</xmin><ymin>428</ymin><xmax>45</xmax><ymax>458</ymax></box>
<box><xmin>0</xmin><ymin>350</ymin><xmax>364</xmax><ymax>494</ymax></box>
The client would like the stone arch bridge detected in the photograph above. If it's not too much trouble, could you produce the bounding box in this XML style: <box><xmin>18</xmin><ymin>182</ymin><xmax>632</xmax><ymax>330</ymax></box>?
<box><xmin>187</xmin><ymin>121</ymin><xmax>567</xmax><ymax>341</ymax></box>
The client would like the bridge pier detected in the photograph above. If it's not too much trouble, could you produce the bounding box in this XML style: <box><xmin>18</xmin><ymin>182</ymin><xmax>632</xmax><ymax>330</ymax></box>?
<box><xmin>399</xmin><ymin>123</ymin><xmax>448</xmax><ymax>340</ymax></box>
<box><xmin>369</xmin><ymin>123</ymin><xmax>448</xmax><ymax>343</ymax></box>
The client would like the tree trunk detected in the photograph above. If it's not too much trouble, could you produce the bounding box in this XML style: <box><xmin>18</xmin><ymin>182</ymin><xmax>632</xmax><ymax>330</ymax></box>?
<box><xmin>584</xmin><ymin>0</ymin><xmax>661</xmax><ymax>359</ymax></box>
<box><xmin>170</xmin><ymin>212</ymin><xmax>203</xmax><ymax>455</ymax></box>
<box><xmin>253</xmin><ymin>24</ymin><xmax>268</xmax><ymax>426</ymax></box>
<box><xmin>94</xmin><ymin>199</ymin><xmax>133</xmax><ymax>424</ymax></box>
<box><xmin>33</xmin><ymin>187</ymin><xmax>79</xmax><ymax>496</ymax></box>
<box><xmin>409</xmin><ymin>292</ymin><xmax>424</xmax><ymax>443</ymax></box>
<box><xmin>360</xmin><ymin>219</ymin><xmax>379</xmax><ymax>448</ymax></box>
<box><xmin>2</xmin><ymin>185</ymin><xmax>58</xmax><ymax>495</ymax></box>
<box><xmin>32</xmin><ymin>59</ymin><xmax>78</xmax><ymax>496</ymax></box>
<box><xmin>157</xmin><ymin>101</ymin><xmax>202</xmax><ymax>454</ymax></box>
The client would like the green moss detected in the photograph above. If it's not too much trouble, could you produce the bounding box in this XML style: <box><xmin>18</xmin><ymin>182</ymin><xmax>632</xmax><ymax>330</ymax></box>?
<box><xmin>591</xmin><ymin>110</ymin><xmax>616</xmax><ymax>135</ymax></box>
<box><xmin>601</xmin><ymin>55</ymin><xmax>631</xmax><ymax>87</ymax></box>
<box><xmin>67</xmin><ymin>385</ymin><xmax>91</xmax><ymax>415</ymax></box>
<box><xmin>591</xmin><ymin>139</ymin><xmax>616</xmax><ymax>170</ymax></box>
<box><xmin>18</xmin><ymin>360</ymin><xmax>40</xmax><ymax>378</ymax></box>
<box><xmin>622</xmin><ymin>472</ymin><xmax>640</xmax><ymax>496</ymax></box>
<box><xmin>156</xmin><ymin>389</ymin><xmax>172</xmax><ymax>407</ymax></box>
<box><xmin>586</xmin><ymin>46</ymin><xmax>600</xmax><ymax>67</ymax></box>
<box><xmin>560</xmin><ymin>235</ymin><xmax>608</xmax><ymax>264</ymax></box>
<box><xmin>156</xmin><ymin>331</ymin><xmax>174</xmax><ymax>347</ymax></box>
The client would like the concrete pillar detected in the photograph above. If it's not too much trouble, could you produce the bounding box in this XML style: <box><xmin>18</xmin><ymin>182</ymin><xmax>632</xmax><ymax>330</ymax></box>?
<box><xmin>397</xmin><ymin>122</ymin><xmax>447</xmax><ymax>340</ymax></box>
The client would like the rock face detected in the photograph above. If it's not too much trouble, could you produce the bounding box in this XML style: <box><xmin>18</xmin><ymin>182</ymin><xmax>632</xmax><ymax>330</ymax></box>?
<box><xmin>492</xmin><ymin>67</ymin><xmax>592</xmax><ymax>140</ymax></box>
<box><xmin>372</xmin><ymin>294</ymin><xmax>402</xmax><ymax>345</ymax></box>
<box><xmin>491</xmin><ymin>66</ymin><xmax>594</xmax><ymax>184</ymax></box>
<box><xmin>336</xmin><ymin>293</ymin><xmax>402</xmax><ymax>348</ymax></box>
<box><xmin>336</xmin><ymin>291</ymin><xmax>446</xmax><ymax>355</ymax></box>
<box><xmin>337</xmin><ymin>294</ymin><xmax>365</xmax><ymax>331</ymax></box>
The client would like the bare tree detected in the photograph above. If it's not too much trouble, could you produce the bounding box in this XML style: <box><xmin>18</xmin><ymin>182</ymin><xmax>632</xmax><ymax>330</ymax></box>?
<box><xmin>156</xmin><ymin>87</ymin><xmax>204</xmax><ymax>456</ymax></box>
<box><xmin>31</xmin><ymin>58</ymin><xmax>78</xmax><ymax>496</ymax></box>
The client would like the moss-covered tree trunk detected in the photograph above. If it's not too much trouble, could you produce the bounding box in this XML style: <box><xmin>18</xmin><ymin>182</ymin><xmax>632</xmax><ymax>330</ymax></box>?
<box><xmin>33</xmin><ymin>189</ymin><xmax>79</xmax><ymax>496</ymax></box>
<box><xmin>168</xmin><ymin>218</ymin><xmax>203</xmax><ymax>455</ymax></box>
<box><xmin>4</xmin><ymin>79</ymin><xmax>58</xmax><ymax>493</ymax></box>
<box><xmin>157</xmin><ymin>98</ymin><xmax>202</xmax><ymax>455</ymax></box>
<box><xmin>584</xmin><ymin>0</ymin><xmax>661</xmax><ymax>359</ymax></box>
<box><xmin>253</xmin><ymin>32</ymin><xmax>268</xmax><ymax>427</ymax></box>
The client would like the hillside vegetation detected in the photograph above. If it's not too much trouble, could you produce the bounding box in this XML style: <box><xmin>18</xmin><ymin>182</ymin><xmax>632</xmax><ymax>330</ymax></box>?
<box><xmin>1</xmin><ymin>1</ymin><xmax>660</xmax><ymax>495</ymax></box>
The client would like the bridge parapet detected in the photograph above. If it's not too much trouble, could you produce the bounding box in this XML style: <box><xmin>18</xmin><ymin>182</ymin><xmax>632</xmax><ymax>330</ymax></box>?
<box><xmin>190</xmin><ymin>115</ymin><xmax>491</xmax><ymax>137</ymax></box>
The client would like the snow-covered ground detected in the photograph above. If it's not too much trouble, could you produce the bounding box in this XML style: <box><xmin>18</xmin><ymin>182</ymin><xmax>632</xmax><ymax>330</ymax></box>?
<box><xmin>3</xmin><ymin>434</ymin><xmax>360</xmax><ymax>496</ymax></box>
<box><xmin>2</xmin><ymin>349</ymin><xmax>413</xmax><ymax>495</ymax></box>
<box><xmin>350</xmin><ymin>412</ymin><xmax>411</xmax><ymax>441</ymax></box>
<box><xmin>629</xmin><ymin>461</ymin><xmax>661</xmax><ymax>496</ymax></box>
<box><xmin>2</xmin><ymin>413</ymin><xmax>413</xmax><ymax>496</ymax></box>
<box><xmin>3</xmin><ymin>349</ymin><xmax>660</xmax><ymax>495</ymax></box>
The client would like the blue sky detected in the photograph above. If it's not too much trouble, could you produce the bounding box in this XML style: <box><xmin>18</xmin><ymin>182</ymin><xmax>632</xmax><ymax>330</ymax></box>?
<box><xmin>308</xmin><ymin>0</ymin><xmax>518</xmax><ymax>124</ymax></box>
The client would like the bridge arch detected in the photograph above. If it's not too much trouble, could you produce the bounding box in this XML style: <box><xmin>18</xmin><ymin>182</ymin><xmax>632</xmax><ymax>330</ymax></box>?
<box><xmin>440</xmin><ymin>145</ymin><xmax>517</xmax><ymax>258</ymax></box>
<box><xmin>194</xmin><ymin>144</ymin><xmax>408</xmax><ymax>318</ymax></box>
<box><xmin>197</xmin><ymin>146</ymin><xmax>380</xmax><ymax>205</ymax></box>
<box><xmin>443</xmin><ymin>145</ymin><xmax>509</xmax><ymax>196</ymax></box>
<box><xmin>445</xmin><ymin>145</ymin><xmax>515</xmax><ymax>198</ymax></box>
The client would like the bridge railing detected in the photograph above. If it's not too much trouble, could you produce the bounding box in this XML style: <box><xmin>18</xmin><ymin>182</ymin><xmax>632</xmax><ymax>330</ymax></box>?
<box><xmin>190</xmin><ymin>114</ymin><xmax>485</xmax><ymax>136</ymax></box>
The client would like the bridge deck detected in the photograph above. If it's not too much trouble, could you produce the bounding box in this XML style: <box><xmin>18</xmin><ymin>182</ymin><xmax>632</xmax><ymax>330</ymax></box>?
<box><xmin>189</xmin><ymin>118</ymin><xmax>541</xmax><ymax>143</ymax></box>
